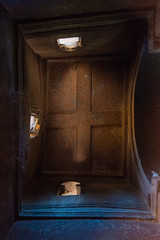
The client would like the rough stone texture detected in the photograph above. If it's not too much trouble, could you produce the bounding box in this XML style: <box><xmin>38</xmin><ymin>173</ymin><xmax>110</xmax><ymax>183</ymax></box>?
<box><xmin>6</xmin><ymin>220</ymin><xmax>160</xmax><ymax>240</ymax></box>
<box><xmin>1</xmin><ymin>0</ymin><xmax>160</xmax><ymax>52</ymax></box>
<box><xmin>1</xmin><ymin>0</ymin><xmax>160</xmax><ymax>239</ymax></box>
<box><xmin>25</xmin><ymin>20</ymin><xmax>146</xmax><ymax>59</ymax></box>
<box><xmin>0</xmin><ymin>0</ymin><xmax>157</xmax><ymax>20</ymax></box>
<box><xmin>45</xmin><ymin>61</ymin><xmax>125</xmax><ymax>175</ymax></box>
<box><xmin>22</xmin><ymin>43</ymin><xmax>45</xmax><ymax>190</ymax></box>
<box><xmin>0</xmin><ymin>3</ymin><xmax>18</xmax><ymax>240</ymax></box>
<box><xmin>135</xmin><ymin>52</ymin><xmax>160</xmax><ymax>181</ymax></box>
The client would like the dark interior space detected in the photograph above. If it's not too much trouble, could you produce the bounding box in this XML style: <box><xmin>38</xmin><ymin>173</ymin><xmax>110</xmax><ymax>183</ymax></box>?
<box><xmin>135</xmin><ymin>52</ymin><xmax>160</xmax><ymax>181</ymax></box>
<box><xmin>1</xmin><ymin>1</ymin><xmax>160</xmax><ymax>240</ymax></box>
<box><xmin>19</xmin><ymin>18</ymin><xmax>149</xmax><ymax>219</ymax></box>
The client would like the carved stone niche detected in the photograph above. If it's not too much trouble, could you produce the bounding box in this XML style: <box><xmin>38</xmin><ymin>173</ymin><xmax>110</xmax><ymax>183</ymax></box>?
<box><xmin>17</xmin><ymin>13</ymin><xmax>158</xmax><ymax>220</ymax></box>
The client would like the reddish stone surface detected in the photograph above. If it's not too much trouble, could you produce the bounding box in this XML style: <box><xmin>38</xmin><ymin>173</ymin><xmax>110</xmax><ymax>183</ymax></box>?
<box><xmin>45</xmin><ymin>61</ymin><xmax>125</xmax><ymax>175</ymax></box>
<box><xmin>1</xmin><ymin>1</ymin><xmax>160</xmax><ymax>239</ymax></box>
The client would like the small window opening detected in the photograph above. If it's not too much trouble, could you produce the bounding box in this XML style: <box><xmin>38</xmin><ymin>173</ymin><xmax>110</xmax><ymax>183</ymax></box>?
<box><xmin>57</xmin><ymin>181</ymin><xmax>81</xmax><ymax>196</ymax></box>
<box><xmin>30</xmin><ymin>114</ymin><xmax>40</xmax><ymax>138</ymax></box>
<box><xmin>57</xmin><ymin>37</ymin><xmax>81</xmax><ymax>52</ymax></box>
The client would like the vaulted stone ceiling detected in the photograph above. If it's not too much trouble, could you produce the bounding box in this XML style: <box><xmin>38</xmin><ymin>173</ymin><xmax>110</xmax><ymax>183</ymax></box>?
<box><xmin>1</xmin><ymin>1</ymin><xmax>160</xmax><ymax>240</ymax></box>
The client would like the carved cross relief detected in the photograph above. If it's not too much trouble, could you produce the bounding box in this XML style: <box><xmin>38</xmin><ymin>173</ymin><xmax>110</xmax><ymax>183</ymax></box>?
<box><xmin>44</xmin><ymin>59</ymin><xmax>126</xmax><ymax>176</ymax></box>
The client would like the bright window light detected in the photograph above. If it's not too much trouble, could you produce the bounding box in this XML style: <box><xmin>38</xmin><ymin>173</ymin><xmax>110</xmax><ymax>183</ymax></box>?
<box><xmin>57</xmin><ymin>181</ymin><xmax>81</xmax><ymax>196</ymax></box>
<box><xmin>57</xmin><ymin>37</ymin><xmax>81</xmax><ymax>51</ymax></box>
<box><xmin>30</xmin><ymin>115</ymin><xmax>40</xmax><ymax>138</ymax></box>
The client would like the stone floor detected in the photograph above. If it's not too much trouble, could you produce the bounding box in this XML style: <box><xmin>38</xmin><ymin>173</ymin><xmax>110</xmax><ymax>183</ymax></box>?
<box><xmin>6</xmin><ymin>219</ymin><xmax>160</xmax><ymax>240</ymax></box>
